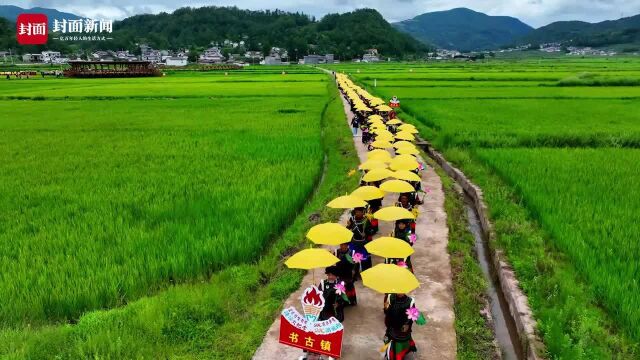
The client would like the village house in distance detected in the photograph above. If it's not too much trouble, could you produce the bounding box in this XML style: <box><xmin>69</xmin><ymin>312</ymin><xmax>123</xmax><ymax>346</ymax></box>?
<box><xmin>14</xmin><ymin>42</ymin><xmax>385</xmax><ymax>67</ymax></box>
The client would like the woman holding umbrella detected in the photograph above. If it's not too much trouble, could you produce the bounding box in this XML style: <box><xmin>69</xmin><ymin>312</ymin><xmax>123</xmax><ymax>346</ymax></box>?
<box><xmin>347</xmin><ymin>207</ymin><xmax>375</xmax><ymax>274</ymax></box>
<box><xmin>389</xmin><ymin>220</ymin><xmax>414</xmax><ymax>272</ymax></box>
<box><xmin>383</xmin><ymin>293</ymin><xmax>418</xmax><ymax>360</ymax></box>
<box><xmin>318</xmin><ymin>266</ymin><xmax>346</xmax><ymax>322</ymax></box>
<box><xmin>334</xmin><ymin>243</ymin><xmax>358</xmax><ymax>305</ymax></box>
<box><xmin>357</xmin><ymin>263</ymin><xmax>424</xmax><ymax>360</ymax></box>
<box><xmin>396</xmin><ymin>193</ymin><xmax>417</xmax><ymax>234</ymax></box>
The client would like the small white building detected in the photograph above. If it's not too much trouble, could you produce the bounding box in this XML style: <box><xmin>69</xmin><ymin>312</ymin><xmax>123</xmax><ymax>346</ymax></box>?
<box><xmin>41</xmin><ymin>51</ymin><xmax>61</xmax><ymax>63</ymax></box>
<box><xmin>22</xmin><ymin>53</ymin><xmax>43</xmax><ymax>62</ymax></box>
<box><xmin>199</xmin><ymin>47</ymin><xmax>224</xmax><ymax>64</ymax></box>
<box><xmin>264</xmin><ymin>53</ymin><xmax>282</xmax><ymax>65</ymax></box>
<box><xmin>362</xmin><ymin>48</ymin><xmax>380</xmax><ymax>62</ymax></box>
<box><xmin>165</xmin><ymin>56</ymin><xmax>188</xmax><ymax>67</ymax></box>
<box><xmin>115</xmin><ymin>50</ymin><xmax>137</xmax><ymax>61</ymax></box>
<box><xmin>52</xmin><ymin>57</ymin><xmax>69</xmax><ymax>64</ymax></box>
<box><xmin>303</xmin><ymin>54</ymin><xmax>324</xmax><ymax>64</ymax></box>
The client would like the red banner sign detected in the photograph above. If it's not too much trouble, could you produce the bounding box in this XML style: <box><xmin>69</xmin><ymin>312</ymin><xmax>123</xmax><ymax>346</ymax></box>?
<box><xmin>279</xmin><ymin>313</ymin><xmax>344</xmax><ymax>358</ymax></box>
<box><xmin>278</xmin><ymin>286</ymin><xmax>344</xmax><ymax>358</ymax></box>
<box><xmin>16</xmin><ymin>14</ymin><xmax>48</xmax><ymax>45</ymax></box>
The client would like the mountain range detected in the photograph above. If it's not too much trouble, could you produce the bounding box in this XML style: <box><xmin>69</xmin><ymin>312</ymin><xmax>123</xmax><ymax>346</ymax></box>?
<box><xmin>1</xmin><ymin>5</ymin><xmax>639</xmax><ymax>53</ymax></box>
<box><xmin>0</xmin><ymin>5</ymin><xmax>81</xmax><ymax>27</ymax></box>
<box><xmin>522</xmin><ymin>14</ymin><xmax>640</xmax><ymax>48</ymax></box>
<box><xmin>393</xmin><ymin>8</ymin><xmax>533</xmax><ymax>51</ymax></box>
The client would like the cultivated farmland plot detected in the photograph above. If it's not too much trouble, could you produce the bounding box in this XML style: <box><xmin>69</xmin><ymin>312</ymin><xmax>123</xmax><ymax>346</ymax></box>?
<box><xmin>0</xmin><ymin>70</ymin><xmax>330</xmax><ymax>327</ymax></box>
<box><xmin>324</xmin><ymin>58</ymin><xmax>640</xmax><ymax>358</ymax></box>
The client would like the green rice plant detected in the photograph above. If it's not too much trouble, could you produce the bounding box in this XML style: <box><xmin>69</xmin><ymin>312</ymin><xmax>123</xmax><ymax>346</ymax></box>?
<box><xmin>0</xmin><ymin>74</ymin><xmax>328</xmax><ymax>98</ymax></box>
<box><xmin>0</xmin><ymin>78</ymin><xmax>361</xmax><ymax>360</ymax></box>
<box><xmin>475</xmin><ymin>148</ymin><xmax>640</xmax><ymax>343</ymax></box>
<box><xmin>0</xmin><ymin>86</ymin><xmax>328</xmax><ymax>327</ymax></box>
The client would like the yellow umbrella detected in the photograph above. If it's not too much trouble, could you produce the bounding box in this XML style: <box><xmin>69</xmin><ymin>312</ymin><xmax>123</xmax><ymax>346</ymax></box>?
<box><xmin>402</xmin><ymin>127</ymin><xmax>419</xmax><ymax>134</ymax></box>
<box><xmin>359</xmin><ymin>159</ymin><xmax>388</xmax><ymax>170</ymax></box>
<box><xmin>395</xmin><ymin>132</ymin><xmax>416</xmax><ymax>141</ymax></box>
<box><xmin>355</xmin><ymin>105</ymin><xmax>372</xmax><ymax>112</ymax></box>
<box><xmin>369</xmin><ymin>98</ymin><xmax>386</xmax><ymax>106</ymax></box>
<box><xmin>363</xmin><ymin>168</ymin><xmax>394</xmax><ymax>182</ymax></box>
<box><xmin>393</xmin><ymin>170</ymin><xmax>421</xmax><ymax>182</ymax></box>
<box><xmin>389</xmin><ymin>157</ymin><xmax>420</xmax><ymax>171</ymax></box>
<box><xmin>375</xmin><ymin>129</ymin><xmax>394</xmax><ymax>138</ymax></box>
<box><xmin>351</xmin><ymin>186</ymin><xmax>385</xmax><ymax>200</ymax></box>
<box><xmin>285</xmin><ymin>248</ymin><xmax>339</xmax><ymax>270</ymax></box>
<box><xmin>387</xmin><ymin>119</ymin><xmax>402</xmax><ymax>125</ymax></box>
<box><xmin>366</xmin><ymin>237</ymin><xmax>415</xmax><ymax>259</ymax></box>
<box><xmin>377</xmin><ymin>105</ymin><xmax>393</xmax><ymax>112</ymax></box>
<box><xmin>374</xmin><ymin>206</ymin><xmax>416</xmax><ymax>221</ymax></box>
<box><xmin>367</xmin><ymin>152</ymin><xmax>393</xmax><ymax>163</ymax></box>
<box><xmin>375</xmin><ymin>134</ymin><xmax>395</xmax><ymax>143</ymax></box>
<box><xmin>368</xmin><ymin>114</ymin><xmax>383</xmax><ymax>121</ymax></box>
<box><xmin>394</xmin><ymin>154</ymin><xmax>417</xmax><ymax>162</ymax></box>
<box><xmin>368</xmin><ymin>149</ymin><xmax>392</xmax><ymax>159</ymax></box>
<box><xmin>398</xmin><ymin>124</ymin><xmax>416</xmax><ymax>131</ymax></box>
<box><xmin>371</xmin><ymin>140</ymin><xmax>394</xmax><ymax>149</ymax></box>
<box><xmin>368</xmin><ymin>149</ymin><xmax>390</xmax><ymax>157</ymax></box>
<box><xmin>380</xmin><ymin>179</ymin><xmax>415</xmax><ymax>193</ymax></box>
<box><xmin>307</xmin><ymin>223</ymin><xmax>353</xmax><ymax>246</ymax></box>
<box><xmin>396</xmin><ymin>147</ymin><xmax>419</xmax><ymax>155</ymax></box>
<box><xmin>327</xmin><ymin>195</ymin><xmax>367</xmax><ymax>209</ymax></box>
<box><xmin>361</xmin><ymin>263</ymin><xmax>420</xmax><ymax>294</ymax></box>
<box><xmin>393</xmin><ymin>141</ymin><xmax>416</xmax><ymax>149</ymax></box>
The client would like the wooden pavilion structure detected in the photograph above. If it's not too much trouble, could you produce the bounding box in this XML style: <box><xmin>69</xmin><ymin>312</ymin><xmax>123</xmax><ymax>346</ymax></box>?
<box><xmin>64</xmin><ymin>61</ymin><xmax>161</xmax><ymax>78</ymax></box>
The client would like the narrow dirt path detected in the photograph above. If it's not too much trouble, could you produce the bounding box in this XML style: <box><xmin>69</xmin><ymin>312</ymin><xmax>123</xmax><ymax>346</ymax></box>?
<box><xmin>253</xmin><ymin>86</ymin><xmax>456</xmax><ymax>360</ymax></box>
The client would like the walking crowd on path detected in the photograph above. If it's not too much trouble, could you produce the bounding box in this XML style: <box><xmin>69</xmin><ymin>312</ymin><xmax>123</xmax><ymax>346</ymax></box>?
<box><xmin>255</xmin><ymin>73</ymin><xmax>457</xmax><ymax>360</ymax></box>
<box><xmin>328</xmin><ymin>74</ymin><xmax>426</xmax><ymax>360</ymax></box>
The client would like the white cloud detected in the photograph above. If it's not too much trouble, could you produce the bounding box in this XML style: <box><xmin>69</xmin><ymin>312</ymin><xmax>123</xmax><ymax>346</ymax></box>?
<box><xmin>9</xmin><ymin>0</ymin><xmax>640</xmax><ymax>27</ymax></box>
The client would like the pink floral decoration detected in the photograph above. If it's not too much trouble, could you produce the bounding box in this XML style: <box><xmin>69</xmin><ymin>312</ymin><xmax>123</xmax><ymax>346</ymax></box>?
<box><xmin>406</xmin><ymin>306</ymin><xmax>420</xmax><ymax>321</ymax></box>
<box><xmin>409</xmin><ymin>234</ymin><xmax>417</xmax><ymax>244</ymax></box>
<box><xmin>352</xmin><ymin>252</ymin><xmax>364</xmax><ymax>263</ymax></box>
<box><xmin>397</xmin><ymin>260</ymin><xmax>408</xmax><ymax>268</ymax></box>
<box><xmin>335</xmin><ymin>281</ymin><xmax>346</xmax><ymax>295</ymax></box>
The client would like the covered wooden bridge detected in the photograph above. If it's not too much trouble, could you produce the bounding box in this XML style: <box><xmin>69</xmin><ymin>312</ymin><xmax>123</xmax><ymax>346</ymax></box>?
<box><xmin>64</xmin><ymin>61</ymin><xmax>161</xmax><ymax>78</ymax></box>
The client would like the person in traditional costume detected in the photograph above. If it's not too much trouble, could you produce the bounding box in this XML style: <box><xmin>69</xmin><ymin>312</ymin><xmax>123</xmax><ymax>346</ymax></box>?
<box><xmin>396</xmin><ymin>193</ymin><xmax>417</xmax><ymax>234</ymax></box>
<box><xmin>384</xmin><ymin>220</ymin><xmax>414</xmax><ymax>272</ymax></box>
<box><xmin>347</xmin><ymin>207</ymin><xmax>375</xmax><ymax>274</ymax></box>
<box><xmin>383</xmin><ymin>293</ymin><xmax>418</xmax><ymax>360</ymax></box>
<box><xmin>334</xmin><ymin>243</ymin><xmax>357</xmax><ymax>305</ymax></box>
<box><xmin>318</xmin><ymin>266</ymin><xmax>345</xmax><ymax>322</ymax></box>
<box><xmin>361</xmin><ymin>123</ymin><xmax>371</xmax><ymax>144</ymax></box>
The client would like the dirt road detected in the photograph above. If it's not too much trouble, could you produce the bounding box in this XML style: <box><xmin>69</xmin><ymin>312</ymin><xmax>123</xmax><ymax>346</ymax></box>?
<box><xmin>253</xmin><ymin>89</ymin><xmax>456</xmax><ymax>360</ymax></box>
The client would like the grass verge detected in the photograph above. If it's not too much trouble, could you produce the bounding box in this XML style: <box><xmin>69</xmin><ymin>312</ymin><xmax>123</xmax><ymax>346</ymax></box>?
<box><xmin>0</xmin><ymin>81</ymin><xmax>360</xmax><ymax>359</ymax></box>
<box><xmin>441</xmin><ymin>148</ymin><xmax>638</xmax><ymax>359</ymax></box>
<box><xmin>427</xmin><ymin>158</ymin><xmax>498</xmax><ymax>360</ymax></box>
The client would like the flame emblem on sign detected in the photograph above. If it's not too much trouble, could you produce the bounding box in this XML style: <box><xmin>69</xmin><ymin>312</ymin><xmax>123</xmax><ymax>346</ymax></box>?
<box><xmin>301</xmin><ymin>286</ymin><xmax>325</xmax><ymax>323</ymax></box>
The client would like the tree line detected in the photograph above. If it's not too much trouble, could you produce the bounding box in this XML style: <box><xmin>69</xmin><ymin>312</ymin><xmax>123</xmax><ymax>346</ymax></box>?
<box><xmin>1</xmin><ymin>7</ymin><xmax>431</xmax><ymax>59</ymax></box>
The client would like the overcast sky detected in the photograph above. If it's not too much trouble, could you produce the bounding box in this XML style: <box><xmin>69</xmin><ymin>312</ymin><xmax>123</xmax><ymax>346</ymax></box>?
<box><xmin>7</xmin><ymin>0</ymin><xmax>640</xmax><ymax>27</ymax></box>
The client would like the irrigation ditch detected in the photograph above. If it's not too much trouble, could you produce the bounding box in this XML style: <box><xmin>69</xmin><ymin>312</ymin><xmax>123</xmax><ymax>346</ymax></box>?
<box><xmin>417</xmin><ymin>139</ymin><xmax>546</xmax><ymax>360</ymax></box>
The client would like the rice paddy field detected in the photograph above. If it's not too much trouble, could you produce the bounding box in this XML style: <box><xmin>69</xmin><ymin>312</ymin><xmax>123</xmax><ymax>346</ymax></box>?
<box><xmin>0</xmin><ymin>66</ymin><xmax>363</xmax><ymax>358</ymax></box>
<box><xmin>0</xmin><ymin>68</ymin><xmax>330</xmax><ymax>328</ymax></box>
<box><xmin>324</xmin><ymin>58</ymin><xmax>640</xmax><ymax>358</ymax></box>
